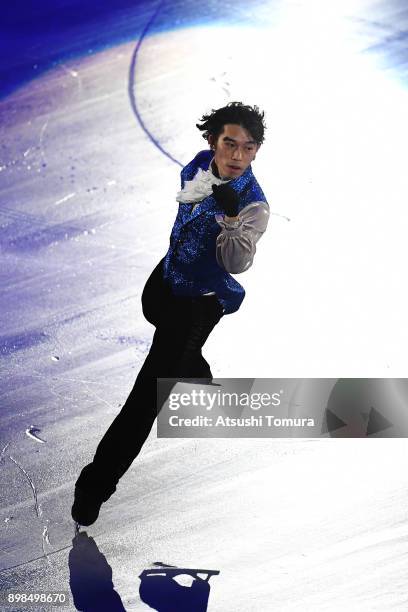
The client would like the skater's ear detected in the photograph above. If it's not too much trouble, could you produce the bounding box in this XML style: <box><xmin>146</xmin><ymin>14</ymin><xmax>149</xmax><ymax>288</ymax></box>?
<box><xmin>252</xmin><ymin>142</ymin><xmax>261</xmax><ymax>160</ymax></box>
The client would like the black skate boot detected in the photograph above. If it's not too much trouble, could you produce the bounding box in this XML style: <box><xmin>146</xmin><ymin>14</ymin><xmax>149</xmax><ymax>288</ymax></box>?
<box><xmin>71</xmin><ymin>464</ymin><xmax>117</xmax><ymax>526</ymax></box>
<box><xmin>71</xmin><ymin>487</ymin><xmax>106</xmax><ymax>526</ymax></box>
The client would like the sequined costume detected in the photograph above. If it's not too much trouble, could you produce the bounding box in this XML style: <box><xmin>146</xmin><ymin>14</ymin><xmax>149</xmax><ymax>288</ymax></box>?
<box><xmin>163</xmin><ymin>149</ymin><xmax>269</xmax><ymax>314</ymax></box>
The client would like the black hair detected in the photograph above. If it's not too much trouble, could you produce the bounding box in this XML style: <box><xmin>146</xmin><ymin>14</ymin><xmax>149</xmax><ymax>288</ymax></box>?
<box><xmin>196</xmin><ymin>101</ymin><xmax>266</xmax><ymax>145</ymax></box>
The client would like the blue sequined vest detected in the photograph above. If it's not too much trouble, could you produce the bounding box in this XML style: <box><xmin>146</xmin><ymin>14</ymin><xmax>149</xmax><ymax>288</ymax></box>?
<box><xmin>162</xmin><ymin>150</ymin><xmax>267</xmax><ymax>315</ymax></box>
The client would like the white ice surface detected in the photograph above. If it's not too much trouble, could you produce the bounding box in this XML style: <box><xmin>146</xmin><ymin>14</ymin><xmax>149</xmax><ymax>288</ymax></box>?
<box><xmin>1</xmin><ymin>3</ymin><xmax>408</xmax><ymax>610</ymax></box>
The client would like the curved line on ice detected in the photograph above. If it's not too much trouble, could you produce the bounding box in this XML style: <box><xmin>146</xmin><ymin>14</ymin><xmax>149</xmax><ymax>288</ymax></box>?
<box><xmin>128</xmin><ymin>0</ymin><xmax>183</xmax><ymax>168</ymax></box>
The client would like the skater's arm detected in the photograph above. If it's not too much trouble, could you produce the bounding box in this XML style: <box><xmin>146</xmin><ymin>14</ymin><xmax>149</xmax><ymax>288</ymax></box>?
<box><xmin>215</xmin><ymin>201</ymin><xmax>270</xmax><ymax>274</ymax></box>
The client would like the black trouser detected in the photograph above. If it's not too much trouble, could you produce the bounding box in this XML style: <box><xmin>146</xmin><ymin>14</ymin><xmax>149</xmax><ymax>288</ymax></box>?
<box><xmin>75</xmin><ymin>258</ymin><xmax>224</xmax><ymax>500</ymax></box>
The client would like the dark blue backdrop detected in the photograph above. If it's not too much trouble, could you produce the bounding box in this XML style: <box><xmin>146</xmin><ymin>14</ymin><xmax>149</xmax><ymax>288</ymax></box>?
<box><xmin>0</xmin><ymin>0</ymin><xmax>265</xmax><ymax>99</ymax></box>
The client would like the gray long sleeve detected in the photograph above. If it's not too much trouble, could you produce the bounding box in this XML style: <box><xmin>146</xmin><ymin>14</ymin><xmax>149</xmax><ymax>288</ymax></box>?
<box><xmin>215</xmin><ymin>201</ymin><xmax>270</xmax><ymax>274</ymax></box>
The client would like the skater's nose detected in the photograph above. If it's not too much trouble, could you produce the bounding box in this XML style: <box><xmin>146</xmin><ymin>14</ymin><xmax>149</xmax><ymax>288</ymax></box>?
<box><xmin>231</xmin><ymin>146</ymin><xmax>243</xmax><ymax>160</ymax></box>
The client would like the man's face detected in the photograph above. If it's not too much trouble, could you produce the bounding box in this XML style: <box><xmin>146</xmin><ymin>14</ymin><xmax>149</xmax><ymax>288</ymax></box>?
<box><xmin>210</xmin><ymin>124</ymin><xmax>260</xmax><ymax>179</ymax></box>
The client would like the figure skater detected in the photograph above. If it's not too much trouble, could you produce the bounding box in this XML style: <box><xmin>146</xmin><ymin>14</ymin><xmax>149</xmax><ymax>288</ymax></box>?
<box><xmin>72</xmin><ymin>102</ymin><xmax>269</xmax><ymax>525</ymax></box>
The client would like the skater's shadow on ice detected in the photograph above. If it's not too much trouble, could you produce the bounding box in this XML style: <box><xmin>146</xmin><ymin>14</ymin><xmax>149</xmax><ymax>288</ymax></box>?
<box><xmin>68</xmin><ymin>533</ymin><xmax>219</xmax><ymax>611</ymax></box>
<box><xmin>69</xmin><ymin>532</ymin><xmax>126</xmax><ymax>611</ymax></box>
<box><xmin>139</xmin><ymin>563</ymin><xmax>219</xmax><ymax>611</ymax></box>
